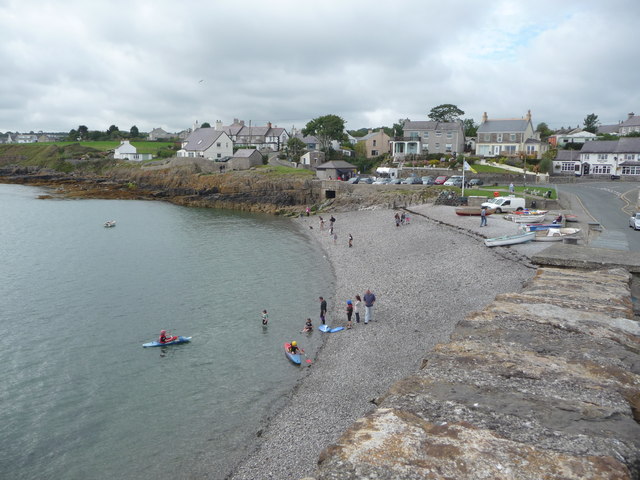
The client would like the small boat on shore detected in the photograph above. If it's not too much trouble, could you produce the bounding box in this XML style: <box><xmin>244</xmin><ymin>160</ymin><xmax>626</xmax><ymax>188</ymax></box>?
<box><xmin>455</xmin><ymin>207</ymin><xmax>496</xmax><ymax>216</ymax></box>
<box><xmin>520</xmin><ymin>223</ymin><xmax>562</xmax><ymax>232</ymax></box>
<box><xmin>512</xmin><ymin>209</ymin><xmax>548</xmax><ymax>216</ymax></box>
<box><xmin>565</xmin><ymin>214</ymin><xmax>578</xmax><ymax>223</ymax></box>
<box><xmin>484</xmin><ymin>231</ymin><xmax>535</xmax><ymax>247</ymax></box>
<box><xmin>104</xmin><ymin>220</ymin><xmax>116</xmax><ymax>228</ymax></box>
<box><xmin>505</xmin><ymin>214</ymin><xmax>546</xmax><ymax>224</ymax></box>
<box><xmin>534</xmin><ymin>228</ymin><xmax>581</xmax><ymax>242</ymax></box>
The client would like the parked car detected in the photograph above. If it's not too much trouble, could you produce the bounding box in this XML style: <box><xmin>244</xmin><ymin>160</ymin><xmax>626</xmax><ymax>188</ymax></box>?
<box><xmin>421</xmin><ymin>176</ymin><xmax>435</xmax><ymax>185</ymax></box>
<box><xmin>347</xmin><ymin>177</ymin><xmax>360</xmax><ymax>184</ymax></box>
<box><xmin>401</xmin><ymin>176</ymin><xmax>423</xmax><ymax>185</ymax></box>
<box><xmin>468</xmin><ymin>178</ymin><xmax>484</xmax><ymax>186</ymax></box>
<box><xmin>444</xmin><ymin>176</ymin><xmax>463</xmax><ymax>187</ymax></box>
<box><xmin>372</xmin><ymin>177</ymin><xmax>390</xmax><ymax>184</ymax></box>
<box><xmin>360</xmin><ymin>177</ymin><xmax>374</xmax><ymax>184</ymax></box>
<box><xmin>388</xmin><ymin>178</ymin><xmax>402</xmax><ymax>184</ymax></box>
<box><xmin>434</xmin><ymin>175</ymin><xmax>448</xmax><ymax>185</ymax></box>
<box><xmin>629</xmin><ymin>213</ymin><xmax>640</xmax><ymax>230</ymax></box>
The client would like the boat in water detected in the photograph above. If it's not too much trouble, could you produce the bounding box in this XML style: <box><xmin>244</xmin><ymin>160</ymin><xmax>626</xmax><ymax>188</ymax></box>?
<box><xmin>104</xmin><ymin>220</ymin><xmax>116</xmax><ymax>228</ymax></box>
<box><xmin>484</xmin><ymin>231</ymin><xmax>536</xmax><ymax>247</ymax></box>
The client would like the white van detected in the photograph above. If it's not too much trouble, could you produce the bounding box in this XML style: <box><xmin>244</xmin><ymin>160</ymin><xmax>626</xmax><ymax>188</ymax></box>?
<box><xmin>481</xmin><ymin>196</ymin><xmax>526</xmax><ymax>213</ymax></box>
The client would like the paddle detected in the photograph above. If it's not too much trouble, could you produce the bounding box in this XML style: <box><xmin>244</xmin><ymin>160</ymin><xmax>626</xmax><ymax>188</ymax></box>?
<box><xmin>301</xmin><ymin>349</ymin><xmax>312</xmax><ymax>364</ymax></box>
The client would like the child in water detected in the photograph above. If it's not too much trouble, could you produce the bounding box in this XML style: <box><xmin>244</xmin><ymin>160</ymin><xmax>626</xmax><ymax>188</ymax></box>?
<box><xmin>301</xmin><ymin>318</ymin><xmax>313</xmax><ymax>333</ymax></box>
<box><xmin>261</xmin><ymin>309</ymin><xmax>269</xmax><ymax>326</ymax></box>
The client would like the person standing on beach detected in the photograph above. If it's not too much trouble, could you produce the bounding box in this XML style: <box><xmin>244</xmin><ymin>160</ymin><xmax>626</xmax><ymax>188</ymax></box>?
<box><xmin>319</xmin><ymin>296</ymin><xmax>327</xmax><ymax>324</ymax></box>
<box><xmin>348</xmin><ymin>234</ymin><xmax>353</xmax><ymax>248</ymax></box>
<box><xmin>480</xmin><ymin>206</ymin><xmax>488</xmax><ymax>227</ymax></box>
<box><xmin>333</xmin><ymin>232</ymin><xmax>338</xmax><ymax>244</ymax></box>
<box><xmin>319</xmin><ymin>216</ymin><xmax>325</xmax><ymax>231</ymax></box>
<box><xmin>363</xmin><ymin>289</ymin><xmax>376</xmax><ymax>324</ymax></box>
<box><xmin>346</xmin><ymin>300</ymin><xmax>353</xmax><ymax>329</ymax></box>
<box><xmin>354</xmin><ymin>295</ymin><xmax>362</xmax><ymax>323</ymax></box>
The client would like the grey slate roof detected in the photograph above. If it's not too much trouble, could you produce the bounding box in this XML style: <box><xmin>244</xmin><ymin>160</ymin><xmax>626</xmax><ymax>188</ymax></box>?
<box><xmin>620</xmin><ymin>115</ymin><xmax>640</xmax><ymax>127</ymax></box>
<box><xmin>403</xmin><ymin>120</ymin><xmax>461</xmax><ymax>131</ymax></box>
<box><xmin>580</xmin><ymin>138</ymin><xmax>640</xmax><ymax>154</ymax></box>
<box><xmin>182</xmin><ymin>128</ymin><xmax>225</xmax><ymax>151</ymax></box>
<box><xmin>597</xmin><ymin>124</ymin><xmax>619</xmax><ymax>134</ymax></box>
<box><xmin>554</xmin><ymin>150</ymin><xmax>581</xmax><ymax>161</ymax></box>
<box><xmin>477</xmin><ymin>119</ymin><xmax>529</xmax><ymax>133</ymax></box>
<box><xmin>316</xmin><ymin>160</ymin><xmax>357</xmax><ymax>169</ymax></box>
<box><xmin>232</xmin><ymin>149</ymin><xmax>260</xmax><ymax>158</ymax></box>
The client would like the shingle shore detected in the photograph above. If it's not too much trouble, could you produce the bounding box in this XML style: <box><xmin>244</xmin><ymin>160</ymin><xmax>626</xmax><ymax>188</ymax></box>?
<box><xmin>228</xmin><ymin>204</ymin><xmax>545</xmax><ymax>480</ymax></box>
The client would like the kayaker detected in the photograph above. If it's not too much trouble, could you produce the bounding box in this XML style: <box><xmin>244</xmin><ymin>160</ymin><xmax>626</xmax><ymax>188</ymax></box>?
<box><xmin>159</xmin><ymin>330</ymin><xmax>177</xmax><ymax>344</ymax></box>
<box><xmin>288</xmin><ymin>341</ymin><xmax>301</xmax><ymax>354</ymax></box>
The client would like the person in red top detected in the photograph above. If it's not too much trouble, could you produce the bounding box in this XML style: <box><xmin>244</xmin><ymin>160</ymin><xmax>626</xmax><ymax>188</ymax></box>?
<box><xmin>159</xmin><ymin>330</ymin><xmax>178</xmax><ymax>344</ymax></box>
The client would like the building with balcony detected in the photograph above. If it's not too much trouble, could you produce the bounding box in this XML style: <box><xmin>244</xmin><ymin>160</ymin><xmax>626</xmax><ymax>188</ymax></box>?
<box><xmin>390</xmin><ymin>120</ymin><xmax>464</xmax><ymax>161</ymax></box>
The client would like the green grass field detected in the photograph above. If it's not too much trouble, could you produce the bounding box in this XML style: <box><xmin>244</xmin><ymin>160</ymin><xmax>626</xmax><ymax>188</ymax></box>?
<box><xmin>44</xmin><ymin>141</ymin><xmax>175</xmax><ymax>153</ymax></box>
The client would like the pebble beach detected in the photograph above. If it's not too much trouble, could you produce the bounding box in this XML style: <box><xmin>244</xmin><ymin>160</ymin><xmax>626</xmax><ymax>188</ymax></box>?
<box><xmin>228</xmin><ymin>204</ymin><xmax>552</xmax><ymax>480</ymax></box>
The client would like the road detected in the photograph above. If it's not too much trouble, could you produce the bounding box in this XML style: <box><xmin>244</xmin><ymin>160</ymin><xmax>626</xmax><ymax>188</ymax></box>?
<box><xmin>558</xmin><ymin>182</ymin><xmax>640</xmax><ymax>252</ymax></box>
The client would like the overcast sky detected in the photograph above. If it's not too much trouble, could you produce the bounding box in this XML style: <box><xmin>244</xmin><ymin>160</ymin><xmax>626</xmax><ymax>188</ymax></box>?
<box><xmin>2</xmin><ymin>0</ymin><xmax>639</xmax><ymax>134</ymax></box>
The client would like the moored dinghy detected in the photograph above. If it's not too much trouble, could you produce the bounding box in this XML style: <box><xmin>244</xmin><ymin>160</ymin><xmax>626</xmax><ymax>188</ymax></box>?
<box><xmin>484</xmin><ymin>231</ymin><xmax>535</xmax><ymax>247</ymax></box>
<box><xmin>534</xmin><ymin>228</ymin><xmax>581</xmax><ymax>242</ymax></box>
<box><xmin>104</xmin><ymin>220</ymin><xmax>116</xmax><ymax>228</ymax></box>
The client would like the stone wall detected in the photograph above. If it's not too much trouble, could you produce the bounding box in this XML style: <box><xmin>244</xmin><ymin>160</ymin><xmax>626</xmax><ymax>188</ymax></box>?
<box><xmin>315</xmin><ymin>267</ymin><xmax>640</xmax><ymax>479</ymax></box>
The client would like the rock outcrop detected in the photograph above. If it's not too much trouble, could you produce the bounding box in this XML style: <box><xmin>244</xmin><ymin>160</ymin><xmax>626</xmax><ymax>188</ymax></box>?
<box><xmin>315</xmin><ymin>267</ymin><xmax>640</xmax><ymax>479</ymax></box>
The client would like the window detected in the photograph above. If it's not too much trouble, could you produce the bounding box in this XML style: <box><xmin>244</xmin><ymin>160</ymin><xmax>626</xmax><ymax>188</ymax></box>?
<box><xmin>597</xmin><ymin>154</ymin><xmax>608</xmax><ymax>160</ymax></box>
<box><xmin>625</xmin><ymin>154</ymin><xmax>635</xmax><ymax>160</ymax></box>
<box><xmin>445</xmin><ymin>144</ymin><xmax>452</xmax><ymax>152</ymax></box>
<box><xmin>561</xmin><ymin>162</ymin><xmax>576</xmax><ymax>172</ymax></box>
<box><xmin>510</xmin><ymin>133</ymin><xmax>516</xmax><ymax>141</ymax></box>
<box><xmin>371</xmin><ymin>150</ymin><xmax>378</xmax><ymax>156</ymax></box>
<box><xmin>622</xmin><ymin>166</ymin><xmax>640</xmax><ymax>174</ymax></box>
<box><xmin>591</xmin><ymin>164</ymin><xmax>611</xmax><ymax>174</ymax></box>
<box><xmin>373</xmin><ymin>140</ymin><xmax>377</xmax><ymax>146</ymax></box>
<box><xmin>435</xmin><ymin>131</ymin><xmax>442</xmax><ymax>137</ymax></box>
<box><xmin>217</xmin><ymin>153</ymin><xmax>222</xmax><ymax>158</ymax></box>
<box><xmin>423</xmin><ymin>132</ymin><xmax>429</xmax><ymax>139</ymax></box>
<box><xmin>526</xmin><ymin>145</ymin><xmax>536</xmax><ymax>154</ymax></box>
<box><xmin>217</xmin><ymin>142</ymin><xmax>221</xmax><ymax>147</ymax></box>
<box><xmin>497</xmin><ymin>134</ymin><xmax>503</xmax><ymax>143</ymax></box>
<box><xmin>503</xmin><ymin>146</ymin><xmax>516</xmax><ymax>154</ymax></box>
<box><xmin>446</xmin><ymin>132</ymin><xmax>452</xmax><ymax>139</ymax></box>
<box><xmin>435</xmin><ymin>143</ymin><xmax>440</xmax><ymax>150</ymax></box>
<box><xmin>583</xmin><ymin>154</ymin><xmax>590</xmax><ymax>160</ymax></box>
<box><xmin>409</xmin><ymin>132</ymin><xmax>419</xmax><ymax>139</ymax></box>
<box><xmin>484</xmin><ymin>134</ymin><xmax>491</xmax><ymax>142</ymax></box>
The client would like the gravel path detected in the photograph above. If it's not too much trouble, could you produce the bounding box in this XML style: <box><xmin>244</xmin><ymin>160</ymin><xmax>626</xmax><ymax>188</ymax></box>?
<box><xmin>227</xmin><ymin>204</ymin><xmax>545</xmax><ymax>480</ymax></box>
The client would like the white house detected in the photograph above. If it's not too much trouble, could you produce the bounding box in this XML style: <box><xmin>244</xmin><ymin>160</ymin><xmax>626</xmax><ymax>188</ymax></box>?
<box><xmin>553</xmin><ymin>138</ymin><xmax>640</xmax><ymax>177</ymax></box>
<box><xmin>177</xmin><ymin>128</ymin><xmax>233</xmax><ymax>160</ymax></box>
<box><xmin>113</xmin><ymin>140</ymin><xmax>153</xmax><ymax>161</ymax></box>
<box><xmin>475</xmin><ymin>110</ymin><xmax>546</xmax><ymax>159</ymax></box>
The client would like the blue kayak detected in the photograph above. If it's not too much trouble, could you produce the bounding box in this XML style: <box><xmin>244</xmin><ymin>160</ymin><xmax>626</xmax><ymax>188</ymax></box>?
<box><xmin>318</xmin><ymin>325</ymin><xmax>344</xmax><ymax>333</ymax></box>
<box><xmin>284</xmin><ymin>343</ymin><xmax>302</xmax><ymax>365</ymax></box>
<box><xmin>142</xmin><ymin>336</ymin><xmax>191</xmax><ymax>348</ymax></box>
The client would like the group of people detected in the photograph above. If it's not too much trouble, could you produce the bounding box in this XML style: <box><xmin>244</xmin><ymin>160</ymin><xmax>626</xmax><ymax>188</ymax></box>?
<box><xmin>284</xmin><ymin>290</ymin><xmax>377</xmax><ymax>354</ymax></box>
<box><xmin>317</xmin><ymin>214</ymin><xmax>354</xmax><ymax>248</ymax></box>
<box><xmin>394</xmin><ymin>212</ymin><xmax>410</xmax><ymax>227</ymax></box>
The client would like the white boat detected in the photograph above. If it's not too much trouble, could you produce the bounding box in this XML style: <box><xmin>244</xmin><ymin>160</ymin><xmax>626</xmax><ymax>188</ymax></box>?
<box><xmin>104</xmin><ymin>220</ymin><xmax>116</xmax><ymax>228</ymax></box>
<box><xmin>484</xmin><ymin>231</ymin><xmax>535</xmax><ymax>247</ymax></box>
<box><xmin>534</xmin><ymin>228</ymin><xmax>581</xmax><ymax>242</ymax></box>
<box><xmin>505</xmin><ymin>214</ymin><xmax>547</xmax><ymax>223</ymax></box>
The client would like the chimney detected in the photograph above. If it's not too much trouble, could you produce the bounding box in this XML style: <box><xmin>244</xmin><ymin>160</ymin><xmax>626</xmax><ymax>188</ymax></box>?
<box><xmin>629</xmin><ymin>112</ymin><xmax>636</xmax><ymax>120</ymax></box>
<box><xmin>482</xmin><ymin>112</ymin><xmax>488</xmax><ymax>123</ymax></box>
<box><xmin>215</xmin><ymin>120</ymin><xmax>222</xmax><ymax>131</ymax></box>
<box><xmin>233</xmin><ymin>118</ymin><xmax>239</xmax><ymax>124</ymax></box>
<box><xmin>240</xmin><ymin>120</ymin><xmax>245</xmax><ymax>126</ymax></box>
<box><xmin>267</xmin><ymin>122</ymin><xmax>272</xmax><ymax>129</ymax></box>
<box><xmin>525</xmin><ymin>110</ymin><xmax>532</xmax><ymax>122</ymax></box>
<box><xmin>368</xmin><ymin>129</ymin><xmax>372</xmax><ymax>134</ymax></box>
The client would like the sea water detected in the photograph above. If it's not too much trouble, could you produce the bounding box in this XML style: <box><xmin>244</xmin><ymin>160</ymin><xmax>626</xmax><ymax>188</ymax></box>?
<box><xmin>0</xmin><ymin>183</ymin><xmax>333</xmax><ymax>479</ymax></box>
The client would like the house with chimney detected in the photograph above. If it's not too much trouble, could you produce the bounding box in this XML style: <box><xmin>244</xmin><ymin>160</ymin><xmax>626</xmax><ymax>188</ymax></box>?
<box><xmin>114</xmin><ymin>140</ymin><xmax>153</xmax><ymax>161</ymax></box>
<box><xmin>389</xmin><ymin>120</ymin><xmax>465</xmax><ymax>161</ymax></box>
<box><xmin>475</xmin><ymin>110</ymin><xmax>547</xmax><ymax>159</ymax></box>
<box><xmin>619</xmin><ymin>112</ymin><xmax>640</xmax><ymax>136</ymax></box>
<box><xmin>215</xmin><ymin>119</ymin><xmax>289</xmax><ymax>151</ymax></box>
<box><xmin>552</xmin><ymin>137</ymin><xmax>640</xmax><ymax>177</ymax></box>
<box><xmin>177</xmin><ymin>128</ymin><xmax>233</xmax><ymax>160</ymax></box>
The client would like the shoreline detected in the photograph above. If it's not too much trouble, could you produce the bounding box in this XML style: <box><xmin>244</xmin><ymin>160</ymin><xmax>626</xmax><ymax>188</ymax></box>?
<box><xmin>227</xmin><ymin>204</ymin><xmax>545</xmax><ymax>479</ymax></box>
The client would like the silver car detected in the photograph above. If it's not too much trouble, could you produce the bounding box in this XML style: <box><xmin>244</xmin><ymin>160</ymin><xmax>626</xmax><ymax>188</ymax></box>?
<box><xmin>629</xmin><ymin>213</ymin><xmax>640</xmax><ymax>230</ymax></box>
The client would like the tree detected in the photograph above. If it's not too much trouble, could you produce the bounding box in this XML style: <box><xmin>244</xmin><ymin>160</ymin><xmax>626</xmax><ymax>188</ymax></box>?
<box><xmin>583</xmin><ymin>113</ymin><xmax>599</xmax><ymax>134</ymax></box>
<box><xmin>286</xmin><ymin>137</ymin><xmax>306</xmax><ymax>161</ymax></box>
<box><xmin>201</xmin><ymin>122</ymin><xmax>211</xmax><ymax>128</ymax></box>
<box><xmin>535</xmin><ymin>122</ymin><xmax>553</xmax><ymax>140</ymax></box>
<box><xmin>301</xmin><ymin>114</ymin><xmax>346</xmax><ymax>151</ymax></box>
<box><xmin>392</xmin><ymin>121</ymin><xmax>405</xmax><ymax>137</ymax></box>
<box><xmin>77</xmin><ymin>125</ymin><xmax>89</xmax><ymax>140</ymax></box>
<box><xmin>428</xmin><ymin>104</ymin><xmax>464</xmax><ymax>122</ymax></box>
<box><xmin>462</xmin><ymin>118</ymin><xmax>478</xmax><ymax>137</ymax></box>
<box><xmin>130</xmin><ymin>125</ymin><xmax>139</xmax><ymax>138</ymax></box>
<box><xmin>107</xmin><ymin>125</ymin><xmax>120</xmax><ymax>139</ymax></box>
